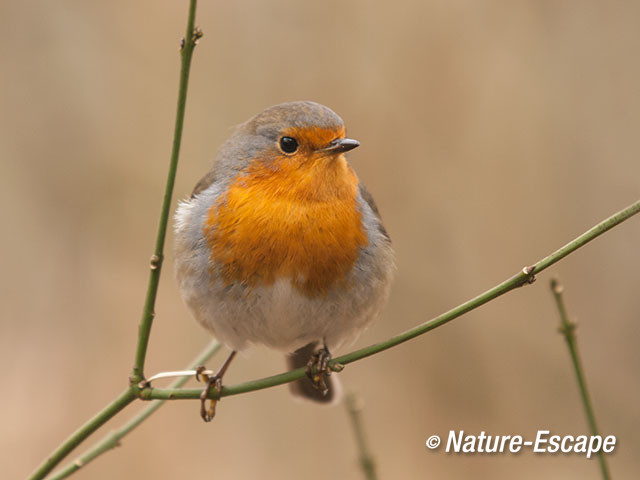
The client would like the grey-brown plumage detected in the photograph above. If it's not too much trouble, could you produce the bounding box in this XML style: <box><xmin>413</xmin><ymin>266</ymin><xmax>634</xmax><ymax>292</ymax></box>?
<box><xmin>174</xmin><ymin>101</ymin><xmax>395</xmax><ymax>404</ymax></box>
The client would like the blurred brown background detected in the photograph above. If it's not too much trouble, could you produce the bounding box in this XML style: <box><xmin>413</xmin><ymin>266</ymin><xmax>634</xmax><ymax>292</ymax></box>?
<box><xmin>2</xmin><ymin>1</ymin><xmax>639</xmax><ymax>479</ymax></box>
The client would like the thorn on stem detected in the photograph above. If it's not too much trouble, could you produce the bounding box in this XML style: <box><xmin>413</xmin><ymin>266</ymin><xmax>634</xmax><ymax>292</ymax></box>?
<box><xmin>150</xmin><ymin>254</ymin><xmax>162</xmax><ymax>270</ymax></box>
<box><xmin>330</xmin><ymin>362</ymin><xmax>345</xmax><ymax>373</ymax></box>
<box><xmin>521</xmin><ymin>265</ymin><xmax>536</xmax><ymax>284</ymax></box>
<box><xmin>137</xmin><ymin>380</ymin><xmax>150</xmax><ymax>390</ymax></box>
<box><xmin>192</xmin><ymin>26</ymin><xmax>204</xmax><ymax>45</ymax></box>
<box><xmin>180</xmin><ymin>27</ymin><xmax>204</xmax><ymax>52</ymax></box>
<box><xmin>557</xmin><ymin>321</ymin><xmax>577</xmax><ymax>336</ymax></box>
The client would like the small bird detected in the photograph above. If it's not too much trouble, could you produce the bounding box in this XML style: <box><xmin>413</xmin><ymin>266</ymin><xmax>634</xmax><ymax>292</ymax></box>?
<box><xmin>174</xmin><ymin>101</ymin><xmax>394</xmax><ymax>420</ymax></box>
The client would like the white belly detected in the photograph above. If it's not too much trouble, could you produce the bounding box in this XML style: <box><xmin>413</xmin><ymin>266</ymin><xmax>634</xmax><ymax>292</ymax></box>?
<box><xmin>178</xmin><ymin>273</ymin><xmax>390</xmax><ymax>353</ymax></box>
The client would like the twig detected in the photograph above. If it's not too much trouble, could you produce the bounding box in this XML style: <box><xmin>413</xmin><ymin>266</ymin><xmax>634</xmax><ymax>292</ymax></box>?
<box><xmin>345</xmin><ymin>393</ymin><xmax>377</xmax><ymax>480</ymax></box>
<box><xmin>28</xmin><ymin>2</ymin><xmax>201</xmax><ymax>479</ymax></box>
<box><xmin>47</xmin><ymin>340</ymin><xmax>221</xmax><ymax>480</ymax></box>
<box><xmin>28</xmin><ymin>390</ymin><xmax>137</xmax><ymax>480</ymax></box>
<box><xmin>131</xmin><ymin>0</ymin><xmax>201</xmax><ymax>385</ymax></box>
<box><xmin>142</xmin><ymin>198</ymin><xmax>640</xmax><ymax>401</ymax></box>
<box><xmin>550</xmin><ymin>279</ymin><xmax>611</xmax><ymax>480</ymax></box>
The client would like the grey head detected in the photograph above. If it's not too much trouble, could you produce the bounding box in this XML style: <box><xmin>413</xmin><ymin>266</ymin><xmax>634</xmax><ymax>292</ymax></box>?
<box><xmin>246</xmin><ymin>100</ymin><xmax>345</xmax><ymax>138</ymax></box>
<box><xmin>192</xmin><ymin>101</ymin><xmax>348</xmax><ymax>196</ymax></box>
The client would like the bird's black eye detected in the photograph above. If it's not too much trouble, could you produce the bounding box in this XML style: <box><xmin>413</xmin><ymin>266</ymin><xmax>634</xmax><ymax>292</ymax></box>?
<box><xmin>279</xmin><ymin>136</ymin><xmax>298</xmax><ymax>154</ymax></box>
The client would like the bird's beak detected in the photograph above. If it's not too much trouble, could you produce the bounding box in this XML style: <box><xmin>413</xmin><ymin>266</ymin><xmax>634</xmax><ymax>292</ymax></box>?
<box><xmin>320</xmin><ymin>138</ymin><xmax>360</xmax><ymax>154</ymax></box>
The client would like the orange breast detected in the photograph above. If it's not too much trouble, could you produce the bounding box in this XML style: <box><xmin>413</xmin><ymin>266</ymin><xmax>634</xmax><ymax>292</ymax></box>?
<box><xmin>204</xmin><ymin>154</ymin><xmax>368</xmax><ymax>296</ymax></box>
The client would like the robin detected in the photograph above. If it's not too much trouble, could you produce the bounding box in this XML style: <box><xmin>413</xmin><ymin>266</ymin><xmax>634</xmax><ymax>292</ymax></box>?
<box><xmin>174</xmin><ymin>101</ymin><xmax>394</xmax><ymax>421</ymax></box>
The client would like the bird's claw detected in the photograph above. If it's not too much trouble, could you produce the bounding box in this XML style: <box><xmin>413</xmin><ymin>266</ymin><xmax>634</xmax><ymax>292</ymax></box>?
<box><xmin>305</xmin><ymin>347</ymin><xmax>332</xmax><ymax>395</ymax></box>
<box><xmin>196</xmin><ymin>366</ymin><xmax>222</xmax><ymax>422</ymax></box>
<box><xmin>195</xmin><ymin>365</ymin><xmax>215</xmax><ymax>383</ymax></box>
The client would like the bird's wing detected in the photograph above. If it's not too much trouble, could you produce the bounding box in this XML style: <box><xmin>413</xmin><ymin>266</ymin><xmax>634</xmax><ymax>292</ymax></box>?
<box><xmin>358</xmin><ymin>182</ymin><xmax>390</xmax><ymax>241</ymax></box>
<box><xmin>191</xmin><ymin>170</ymin><xmax>217</xmax><ymax>198</ymax></box>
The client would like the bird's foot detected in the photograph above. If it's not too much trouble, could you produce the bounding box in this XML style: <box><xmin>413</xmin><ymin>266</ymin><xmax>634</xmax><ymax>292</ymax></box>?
<box><xmin>305</xmin><ymin>346</ymin><xmax>332</xmax><ymax>395</ymax></box>
<box><xmin>195</xmin><ymin>366</ymin><xmax>223</xmax><ymax>422</ymax></box>
<box><xmin>194</xmin><ymin>351</ymin><xmax>237</xmax><ymax>422</ymax></box>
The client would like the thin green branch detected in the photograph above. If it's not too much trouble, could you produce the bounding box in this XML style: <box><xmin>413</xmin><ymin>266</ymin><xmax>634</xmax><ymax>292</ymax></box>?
<box><xmin>550</xmin><ymin>279</ymin><xmax>611</xmax><ymax>480</ymax></box>
<box><xmin>142</xmin><ymin>198</ymin><xmax>640</xmax><ymax>401</ymax></box>
<box><xmin>29</xmin><ymin>3</ymin><xmax>201</xmax><ymax>479</ymax></box>
<box><xmin>28</xmin><ymin>389</ymin><xmax>137</xmax><ymax>480</ymax></box>
<box><xmin>345</xmin><ymin>393</ymin><xmax>377</xmax><ymax>480</ymax></box>
<box><xmin>48</xmin><ymin>340</ymin><xmax>221</xmax><ymax>480</ymax></box>
<box><xmin>131</xmin><ymin>0</ymin><xmax>200</xmax><ymax>384</ymax></box>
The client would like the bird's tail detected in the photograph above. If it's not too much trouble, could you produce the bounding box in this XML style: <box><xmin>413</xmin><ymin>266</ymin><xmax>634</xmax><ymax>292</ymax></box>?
<box><xmin>287</xmin><ymin>342</ymin><xmax>342</xmax><ymax>404</ymax></box>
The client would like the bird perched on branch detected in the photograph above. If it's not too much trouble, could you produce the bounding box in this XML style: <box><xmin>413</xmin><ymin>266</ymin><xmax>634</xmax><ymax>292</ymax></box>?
<box><xmin>174</xmin><ymin>101</ymin><xmax>394</xmax><ymax>420</ymax></box>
